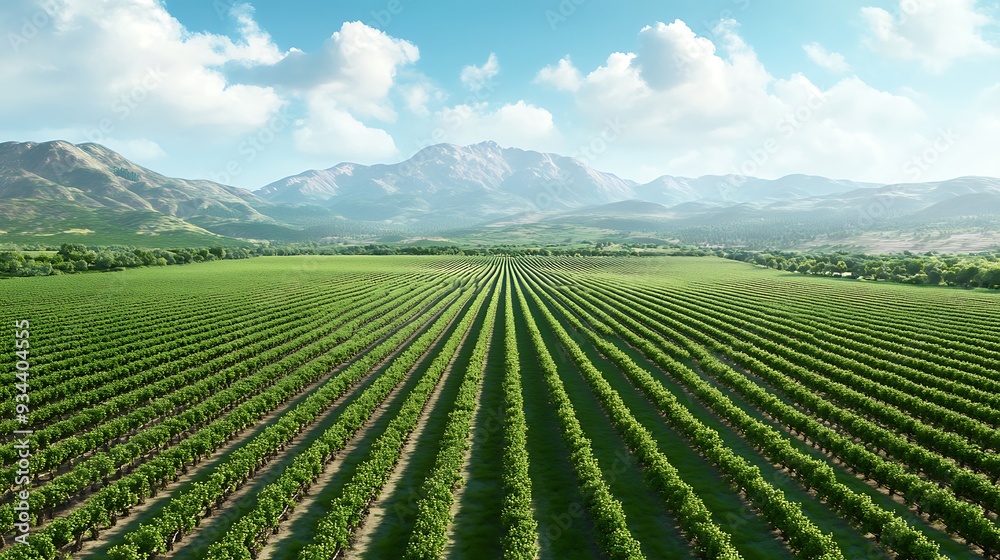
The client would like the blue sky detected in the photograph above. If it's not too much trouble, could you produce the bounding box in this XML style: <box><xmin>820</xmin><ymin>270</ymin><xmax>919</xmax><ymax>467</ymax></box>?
<box><xmin>2</xmin><ymin>0</ymin><xmax>998</xmax><ymax>188</ymax></box>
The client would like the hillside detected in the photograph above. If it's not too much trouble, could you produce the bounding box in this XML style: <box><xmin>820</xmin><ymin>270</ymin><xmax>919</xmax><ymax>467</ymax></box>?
<box><xmin>0</xmin><ymin>141</ymin><xmax>270</xmax><ymax>220</ymax></box>
<box><xmin>255</xmin><ymin>141</ymin><xmax>636</xmax><ymax>223</ymax></box>
<box><xmin>2</xmin><ymin>139</ymin><xmax>1000</xmax><ymax>251</ymax></box>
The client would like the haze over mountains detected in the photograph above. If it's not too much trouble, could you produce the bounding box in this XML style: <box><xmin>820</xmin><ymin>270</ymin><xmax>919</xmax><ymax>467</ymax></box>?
<box><xmin>255</xmin><ymin>141</ymin><xmax>881</xmax><ymax>219</ymax></box>
<box><xmin>0</xmin><ymin>141</ymin><xmax>266</xmax><ymax>221</ymax></box>
<box><xmin>254</xmin><ymin>141</ymin><xmax>1000</xmax><ymax>226</ymax></box>
<box><xmin>1</xmin><ymin>139</ymin><xmax>999</xmax><ymax>251</ymax></box>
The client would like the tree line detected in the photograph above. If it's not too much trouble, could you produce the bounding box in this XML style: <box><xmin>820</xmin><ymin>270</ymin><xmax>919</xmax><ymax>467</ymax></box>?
<box><xmin>0</xmin><ymin>243</ymin><xmax>663</xmax><ymax>277</ymax></box>
<box><xmin>722</xmin><ymin>250</ymin><xmax>1000</xmax><ymax>289</ymax></box>
<box><xmin>7</xmin><ymin>243</ymin><xmax>998</xmax><ymax>291</ymax></box>
<box><xmin>0</xmin><ymin>244</ymin><xmax>256</xmax><ymax>277</ymax></box>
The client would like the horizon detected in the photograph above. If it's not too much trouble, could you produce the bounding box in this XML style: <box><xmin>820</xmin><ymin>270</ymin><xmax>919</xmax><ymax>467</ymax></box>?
<box><xmin>2</xmin><ymin>1</ymin><xmax>998</xmax><ymax>188</ymax></box>
<box><xmin>9</xmin><ymin>137</ymin><xmax>999</xmax><ymax>192</ymax></box>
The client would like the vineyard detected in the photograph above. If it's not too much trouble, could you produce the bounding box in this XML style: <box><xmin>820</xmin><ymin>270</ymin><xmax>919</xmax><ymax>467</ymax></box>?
<box><xmin>1</xmin><ymin>255</ymin><xmax>999</xmax><ymax>560</ymax></box>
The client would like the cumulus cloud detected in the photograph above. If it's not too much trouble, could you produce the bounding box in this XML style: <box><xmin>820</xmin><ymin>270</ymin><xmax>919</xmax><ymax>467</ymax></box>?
<box><xmin>861</xmin><ymin>0</ymin><xmax>997</xmax><ymax>72</ymax></box>
<box><xmin>225</xmin><ymin>3</ymin><xmax>286</xmax><ymax>65</ymax></box>
<box><xmin>435</xmin><ymin>100</ymin><xmax>558</xmax><ymax>152</ymax></box>
<box><xmin>0</xmin><ymin>1</ymin><xmax>424</xmax><ymax>171</ymax></box>
<box><xmin>535</xmin><ymin>56</ymin><xmax>583</xmax><ymax>91</ymax></box>
<box><xmin>635</xmin><ymin>19</ymin><xmax>719</xmax><ymax>90</ymax></box>
<box><xmin>275</xmin><ymin>21</ymin><xmax>419</xmax><ymax>157</ymax></box>
<box><xmin>0</xmin><ymin>0</ymin><xmax>286</xmax><ymax>142</ymax></box>
<box><xmin>925</xmin><ymin>83</ymin><xmax>1000</xmax><ymax>179</ymax></box>
<box><xmin>292</xmin><ymin>91</ymin><xmax>400</xmax><ymax>161</ymax></box>
<box><xmin>460</xmin><ymin>53</ymin><xmax>500</xmax><ymax>91</ymax></box>
<box><xmin>402</xmin><ymin>85</ymin><xmax>432</xmax><ymax>116</ymax></box>
<box><xmin>534</xmin><ymin>18</ymin><xmax>947</xmax><ymax>182</ymax></box>
<box><xmin>803</xmin><ymin>42</ymin><xmax>851</xmax><ymax>73</ymax></box>
<box><xmin>573</xmin><ymin>20</ymin><xmax>775</xmax><ymax>129</ymax></box>
<box><xmin>235</xmin><ymin>21</ymin><xmax>419</xmax><ymax>122</ymax></box>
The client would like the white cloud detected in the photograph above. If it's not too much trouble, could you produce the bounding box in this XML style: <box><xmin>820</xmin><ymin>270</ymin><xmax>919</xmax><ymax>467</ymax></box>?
<box><xmin>764</xmin><ymin>76</ymin><xmax>928</xmax><ymax>182</ymax></box>
<box><xmin>803</xmin><ymin>42</ymin><xmax>851</xmax><ymax>73</ymax></box>
<box><xmin>279</xmin><ymin>21</ymin><xmax>419</xmax><ymax>160</ymax></box>
<box><xmin>460</xmin><ymin>53</ymin><xmax>500</xmax><ymax>91</ymax></box>
<box><xmin>571</xmin><ymin>20</ymin><xmax>775</xmax><ymax>130</ymax></box>
<box><xmin>225</xmin><ymin>3</ymin><xmax>285</xmax><ymax>65</ymax></box>
<box><xmin>538</xmin><ymin>19</ymin><xmax>955</xmax><ymax>183</ymax></box>
<box><xmin>402</xmin><ymin>85</ymin><xmax>432</xmax><ymax>116</ymax></box>
<box><xmin>0</xmin><ymin>2</ymin><xmax>424</xmax><ymax>172</ymax></box>
<box><xmin>323</xmin><ymin>22</ymin><xmax>419</xmax><ymax>121</ymax></box>
<box><xmin>293</xmin><ymin>90</ymin><xmax>399</xmax><ymax>161</ymax></box>
<box><xmin>635</xmin><ymin>19</ymin><xmax>719</xmax><ymax>90</ymax></box>
<box><xmin>535</xmin><ymin>56</ymin><xmax>583</xmax><ymax>92</ymax></box>
<box><xmin>435</xmin><ymin>100</ymin><xmax>558</xmax><ymax>152</ymax></box>
<box><xmin>861</xmin><ymin>0</ymin><xmax>997</xmax><ymax>72</ymax></box>
<box><xmin>922</xmin><ymin>83</ymin><xmax>1000</xmax><ymax>179</ymax></box>
<box><xmin>244</xmin><ymin>21</ymin><xmax>419</xmax><ymax>122</ymax></box>
<box><xmin>0</xmin><ymin>0</ymin><xmax>286</xmax><ymax>140</ymax></box>
<box><xmin>579</xmin><ymin>52</ymin><xmax>648</xmax><ymax>106</ymax></box>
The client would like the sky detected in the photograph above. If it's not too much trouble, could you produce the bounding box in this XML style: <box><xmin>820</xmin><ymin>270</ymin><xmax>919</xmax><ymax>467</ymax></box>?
<box><xmin>1</xmin><ymin>0</ymin><xmax>998</xmax><ymax>189</ymax></box>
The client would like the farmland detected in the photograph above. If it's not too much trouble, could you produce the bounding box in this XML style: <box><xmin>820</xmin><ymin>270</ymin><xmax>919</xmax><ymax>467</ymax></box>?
<box><xmin>1</xmin><ymin>255</ymin><xmax>999</xmax><ymax>559</ymax></box>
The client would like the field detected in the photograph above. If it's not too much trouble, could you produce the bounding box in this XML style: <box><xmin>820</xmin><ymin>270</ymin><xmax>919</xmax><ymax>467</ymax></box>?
<box><xmin>1</xmin><ymin>255</ymin><xmax>999</xmax><ymax>559</ymax></box>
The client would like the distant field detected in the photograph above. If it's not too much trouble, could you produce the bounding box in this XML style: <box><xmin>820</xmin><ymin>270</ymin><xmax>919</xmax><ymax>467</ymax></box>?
<box><xmin>802</xmin><ymin>230</ymin><xmax>1000</xmax><ymax>254</ymax></box>
<box><xmin>1</xmin><ymin>256</ymin><xmax>998</xmax><ymax>559</ymax></box>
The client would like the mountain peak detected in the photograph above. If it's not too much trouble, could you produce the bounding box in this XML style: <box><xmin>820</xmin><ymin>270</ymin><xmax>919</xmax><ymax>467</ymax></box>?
<box><xmin>473</xmin><ymin>140</ymin><xmax>502</xmax><ymax>150</ymax></box>
<box><xmin>412</xmin><ymin>140</ymin><xmax>505</xmax><ymax>157</ymax></box>
<box><xmin>256</xmin><ymin>140</ymin><xmax>636</xmax><ymax>219</ymax></box>
<box><xmin>0</xmin><ymin>140</ymin><xmax>269</xmax><ymax>220</ymax></box>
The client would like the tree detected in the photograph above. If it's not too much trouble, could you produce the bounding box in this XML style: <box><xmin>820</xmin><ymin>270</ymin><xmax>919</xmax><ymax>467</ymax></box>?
<box><xmin>924</xmin><ymin>265</ymin><xmax>942</xmax><ymax>285</ymax></box>
<box><xmin>978</xmin><ymin>267</ymin><xmax>1000</xmax><ymax>289</ymax></box>
<box><xmin>956</xmin><ymin>266</ymin><xmax>979</xmax><ymax>287</ymax></box>
<box><xmin>94</xmin><ymin>252</ymin><xmax>116</xmax><ymax>271</ymax></box>
<box><xmin>904</xmin><ymin>259</ymin><xmax>923</xmax><ymax>276</ymax></box>
<box><xmin>0</xmin><ymin>252</ymin><xmax>25</xmax><ymax>274</ymax></box>
<box><xmin>20</xmin><ymin>261</ymin><xmax>53</xmax><ymax>276</ymax></box>
<box><xmin>58</xmin><ymin>243</ymin><xmax>89</xmax><ymax>261</ymax></box>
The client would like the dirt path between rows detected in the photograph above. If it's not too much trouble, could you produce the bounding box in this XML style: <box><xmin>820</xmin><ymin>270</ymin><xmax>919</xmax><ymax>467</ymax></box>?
<box><xmin>440</xmin><ymin>334</ymin><xmax>494</xmax><ymax>558</ymax></box>
<box><xmin>71</xmin><ymin>293</ymin><xmax>454</xmax><ymax>559</ymax></box>
<box><xmin>252</xmin><ymin>293</ymin><xmax>474</xmax><ymax>560</ymax></box>
<box><xmin>11</xmin><ymin>286</ymin><xmax>398</xmax><ymax>532</ymax></box>
<box><xmin>344</xmin><ymin>301</ymin><xmax>485</xmax><ymax>559</ymax></box>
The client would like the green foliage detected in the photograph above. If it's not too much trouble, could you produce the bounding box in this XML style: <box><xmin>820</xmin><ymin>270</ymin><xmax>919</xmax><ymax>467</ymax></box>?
<box><xmin>0</xmin><ymin>256</ymin><xmax>995</xmax><ymax>560</ymax></box>
<box><xmin>723</xmin><ymin>249</ymin><xmax>1000</xmax><ymax>289</ymax></box>
<box><xmin>404</xmin><ymin>273</ymin><xmax>504</xmax><ymax>559</ymax></box>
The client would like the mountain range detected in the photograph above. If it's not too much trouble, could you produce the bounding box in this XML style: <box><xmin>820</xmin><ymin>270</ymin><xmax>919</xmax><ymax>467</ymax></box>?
<box><xmin>254</xmin><ymin>142</ymin><xmax>883</xmax><ymax>219</ymax></box>
<box><xmin>1</xmin><ymin>139</ymin><xmax>999</xmax><ymax>251</ymax></box>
